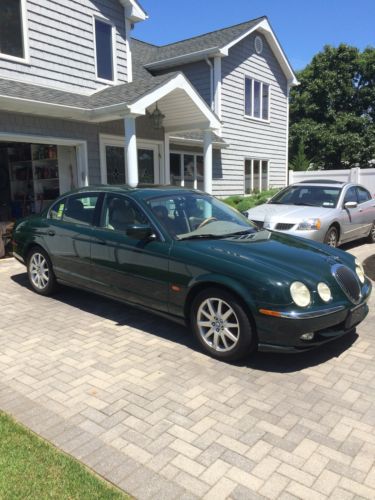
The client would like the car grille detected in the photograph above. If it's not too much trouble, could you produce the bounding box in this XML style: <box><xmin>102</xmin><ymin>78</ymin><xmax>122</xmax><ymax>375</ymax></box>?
<box><xmin>251</xmin><ymin>220</ymin><xmax>264</xmax><ymax>229</ymax></box>
<box><xmin>333</xmin><ymin>265</ymin><xmax>361</xmax><ymax>304</ymax></box>
<box><xmin>275</xmin><ymin>223</ymin><xmax>295</xmax><ymax>230</ymax></box>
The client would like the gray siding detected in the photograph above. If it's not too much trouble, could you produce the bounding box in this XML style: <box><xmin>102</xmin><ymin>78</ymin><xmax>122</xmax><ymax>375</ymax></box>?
<box><xmin>0</xmin><ymin>0</ymin><xmax>128</xmax><ymax>93</ymax></box>
<box><xmin>156</xmin><ymin>60</ymin><xmax>212</xmax><ymax>106</ymax></box>
<box><xmin>0</xmin><ymin>111</ymin><xmax>164</xmax><ymax>184</ymax></box>
<box><xmin>216</xmin><ymin>32</ymin><xmax>288</xmax><ymax>196</ymax></box>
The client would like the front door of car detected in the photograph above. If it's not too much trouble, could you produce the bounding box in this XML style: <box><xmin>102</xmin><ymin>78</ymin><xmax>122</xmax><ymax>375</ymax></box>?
<box><xmin>340</xmin><ymin>186</ymin><xmax>364</xmax><ymax>242</ymax></box>
<box><xmin>44</xmin><ymin>193</ymin><xmax>101</xmax><ymax>286</ymax></box>
<box><xmin>90</xmin><ymin>193</ymin><xmax>171</xmax><ymax>312</ymax></box>
<box><xmin>355</xmin><ymin>186</ymin><xmax>375</xmax><ymax>236</ymax></box>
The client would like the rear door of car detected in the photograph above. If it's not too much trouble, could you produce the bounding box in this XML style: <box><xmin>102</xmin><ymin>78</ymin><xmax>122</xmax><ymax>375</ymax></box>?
<box><xmin>44</xmin><ymin>193</ymin><xmax>101</xmax><ymax>286</ymax></box>
<box><xmin>90</xmin><ymin>193</ymin><xmax>171</xmax><ymax>312</ymax></box>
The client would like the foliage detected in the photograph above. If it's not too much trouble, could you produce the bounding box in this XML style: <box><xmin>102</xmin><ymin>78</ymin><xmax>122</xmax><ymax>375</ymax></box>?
<box><xmin>289</xmin><ymin>139</ymin><xmax>311</xmax><ymax>171</ymax></box>
<box><xmin>289</xmin><ymin>44</ymin><xmax>375</xmax><ymax>169</ymax></box>
<box><xmin>0</xmin><ymin>412</ymin><xmax>127</xmax><ymax>500</ymax></box>
<box><xmin>223</xmin><ymin>188</ymin><xmax>280</xmax><ymax>212</ymax></box>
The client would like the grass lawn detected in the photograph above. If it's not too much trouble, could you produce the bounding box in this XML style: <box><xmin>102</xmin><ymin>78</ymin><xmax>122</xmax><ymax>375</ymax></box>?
<box><xmin>0</xmin><ymin>411</ymin><xmax>128</xmax><ymax>499</ymax></box>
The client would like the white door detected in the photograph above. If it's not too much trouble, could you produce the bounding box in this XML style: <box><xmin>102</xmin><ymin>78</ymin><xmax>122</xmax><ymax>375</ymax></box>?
<box><xmin>100</xmin><ymin>135</ymin><xmax>161</xmax><ymax>185</ymax></box>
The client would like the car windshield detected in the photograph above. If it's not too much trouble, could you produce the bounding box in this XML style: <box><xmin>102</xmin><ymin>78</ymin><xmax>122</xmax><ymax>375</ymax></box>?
<box><xmin>146</xmin><ymin>192</ymin><xmax>258</xmax><ymax>240</ymax></box>
<box><xmin>269</xmin><ymin>185</ymin><xmax>342</xmax><ymax>208</ymax></box>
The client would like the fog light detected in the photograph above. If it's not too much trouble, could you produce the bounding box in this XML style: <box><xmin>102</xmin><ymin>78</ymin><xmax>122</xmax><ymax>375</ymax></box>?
<box><xmin>300</xmin><ymin>332</ymin><xmax>314</xmax><ymax>341</ymax></box>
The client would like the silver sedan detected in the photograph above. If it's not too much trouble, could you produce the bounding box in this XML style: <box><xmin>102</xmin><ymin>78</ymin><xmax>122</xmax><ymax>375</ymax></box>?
<box><xmin>245</xmin><ymin>180</ymin><xmax>375</xmax><ymax>247</ymax></box>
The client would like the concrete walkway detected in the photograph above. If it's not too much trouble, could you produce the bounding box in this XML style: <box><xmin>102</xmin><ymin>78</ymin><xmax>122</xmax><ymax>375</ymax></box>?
<box><xmin>0</xmin><ymin>242</ymin><xmax>374</xmax><ymax>499</ymax></box>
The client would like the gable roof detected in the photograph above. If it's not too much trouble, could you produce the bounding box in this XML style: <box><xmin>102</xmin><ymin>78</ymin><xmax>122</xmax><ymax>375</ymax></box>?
<box><xmin>133</xmin><ymin>16</ymin><xmax>298</xmax><ymax>85</ymax></box>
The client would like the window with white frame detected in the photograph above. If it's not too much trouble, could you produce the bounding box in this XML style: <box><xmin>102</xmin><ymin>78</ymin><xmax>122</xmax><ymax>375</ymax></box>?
<box><xmin>244</xmin><ymin>77</ymin><xmax>269</xmax><ymax>120</ymax></box>
<box><xmin>0</xmin><ymin>0</ymin><xmax>26</xmax><ymax>59</ymax></box>
<box><xmin>244</xmin><ymin>159</ymin><xmax>269</xmax><ymax>193</ymax></box>
<box><xmin>94</xmin><ymin>18</ymin><xmax>114</xmax><ymax>81</ymax></box>
<box><xmin>170</xmin><ymin>152</ymin><xmax>204</xmax><ymax>190</ymax></box>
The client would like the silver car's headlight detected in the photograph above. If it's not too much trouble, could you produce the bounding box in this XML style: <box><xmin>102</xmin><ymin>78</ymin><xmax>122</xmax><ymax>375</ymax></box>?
<box><xmin>290</xmin><ymin>281</ymin><xmax>311</xmax><ymax>307</ymax></box>
<box><xmin>296</xmin><ymin>218</ymin><xmax>321</xmax><ymax>231</ymax></box>
<box><xmin>355</xmin><ymin>259</ymin><xmax>365</xmax><ymax>284</ymax></box>
<box><xmin>317</xmin><ymin>282</ymin><xmax>332</xmax><ymax>302</ymax></box>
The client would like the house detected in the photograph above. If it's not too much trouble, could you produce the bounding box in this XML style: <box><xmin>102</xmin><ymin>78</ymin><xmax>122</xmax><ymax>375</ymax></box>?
<box><xmin>0</xmin><ymin>0</ymin><xmax>298</xmax><ymax>223</ymax></box>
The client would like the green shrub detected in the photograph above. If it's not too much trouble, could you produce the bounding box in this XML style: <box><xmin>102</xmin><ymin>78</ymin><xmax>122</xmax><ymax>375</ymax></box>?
<box><xmin>223</xmin><ymin>188</ymin><xmax>281</xmax><ymax>212</ymax></box>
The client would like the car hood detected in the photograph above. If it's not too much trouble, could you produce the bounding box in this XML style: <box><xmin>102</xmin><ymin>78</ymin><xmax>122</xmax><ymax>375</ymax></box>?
<box><xmin>179</xmin><ymin>230</ymin><xmax>352</xmax><ymax>283</ymax></box>
<box><xmin>247</xmin><ymin>203</ymin><xmax>334</xmax><ymax>222</ymax></box>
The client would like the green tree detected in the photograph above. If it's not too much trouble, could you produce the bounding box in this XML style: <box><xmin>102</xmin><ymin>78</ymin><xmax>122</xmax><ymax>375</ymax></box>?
<box><xmin>289</xmin><ymin>139</ymin><xmax>311</xmax><ymax>171</ymax></box>
<box><xmin>289</xmin><ymin>44</ymin><xmax>375</xmax><ymax>169</ymax></box>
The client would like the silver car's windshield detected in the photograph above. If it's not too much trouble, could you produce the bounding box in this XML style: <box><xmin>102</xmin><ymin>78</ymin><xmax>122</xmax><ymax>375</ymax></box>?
<box><xmin>146</xmin><ymin>192</ymin><xmax>258</xmax><ymax>240</ymax></box>
<box><xmin>270</xmin><ymin>185</ymin><xmax>342</xmax><ymax>208</ymax></box>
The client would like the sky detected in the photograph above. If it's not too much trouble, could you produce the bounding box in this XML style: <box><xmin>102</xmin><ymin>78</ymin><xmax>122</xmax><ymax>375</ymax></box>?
<box><xmin>133</xmin><ymin>0</ymin><xmax>375</xmax><ymax>71</ymax></box>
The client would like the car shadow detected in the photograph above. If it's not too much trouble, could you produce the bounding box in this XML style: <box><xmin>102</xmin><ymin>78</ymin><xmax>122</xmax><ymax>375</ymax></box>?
<box><xmin>11</xmin><ymin>271</ymin><xmax>359</xmax><ymax>374</ymax></box>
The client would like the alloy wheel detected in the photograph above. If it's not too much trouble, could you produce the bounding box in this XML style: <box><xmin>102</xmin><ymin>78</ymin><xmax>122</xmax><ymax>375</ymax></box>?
<box><xmin>197</xmin><ymin>298</ymin><xmax>240</xmax><ymax>352</ymax></box>
<box><xmin>327</xmin><ymin>229</ymin><xmax>338</xmax><ymax>247</ymax></box>
<box><xmin>29</xmin><ymin>252</ymin><xmax>50</xmax><ymax>290</ymax></box>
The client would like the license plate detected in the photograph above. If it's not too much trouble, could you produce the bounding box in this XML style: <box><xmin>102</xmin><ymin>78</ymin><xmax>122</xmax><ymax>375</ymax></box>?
<box><xmin>345</xmin><ymin>303</ymin><xmax>368</xmax><ymax>329</ymax></box>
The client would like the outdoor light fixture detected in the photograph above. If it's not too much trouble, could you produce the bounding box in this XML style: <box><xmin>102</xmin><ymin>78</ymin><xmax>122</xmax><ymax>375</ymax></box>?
<box><xmin>147</xmin><ymin>103</ymin><xmax>165</xmax><ymax>129</ymax></box>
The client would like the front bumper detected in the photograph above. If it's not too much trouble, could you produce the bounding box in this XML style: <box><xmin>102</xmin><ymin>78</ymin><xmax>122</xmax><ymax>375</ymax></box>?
<box><xmin>256</xmin><ymin>281</ymin><xmax>372</xmax><ymax>353</ymax></box>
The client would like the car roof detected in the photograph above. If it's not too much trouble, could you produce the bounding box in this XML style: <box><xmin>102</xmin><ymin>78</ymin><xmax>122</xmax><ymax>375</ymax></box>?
<box><xmin>61</xmin><ymin>184</ymin><xmax>202</xmax><ymax>200</ymax></box>
<box><xmin>294</xmin><ymin>180</ymin><xmax>348</xmax><ymax>188</ymax></box>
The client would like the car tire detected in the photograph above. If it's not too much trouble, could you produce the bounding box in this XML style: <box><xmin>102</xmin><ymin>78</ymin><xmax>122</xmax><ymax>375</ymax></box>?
<box><xmin>324</xmin><ymin>226</ymin><xmax>339</xmax><ymax>247</ymax></box>
<box><xmin>367</xmin><ymin>222</ymin><xmax>375</xmax><ymax>243</ymax></box>
<box><xmin>190</xmin><ymin>288</ymin><xmax>256</xmax><ymax>362</ymax></box>
<box><xmin>27</xmin><ymin>247</ymin><xmax>57</xmax><ymax>296</ymax></box>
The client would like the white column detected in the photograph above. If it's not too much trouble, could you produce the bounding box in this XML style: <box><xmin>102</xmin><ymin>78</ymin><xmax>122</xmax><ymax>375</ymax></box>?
<box><xmin>203</xmin><ymin>130</ymin><xmax>213</xmax><ymax>194</ymax></box>
<box><xmin>124</xmin><ymin>114</ymin><xmax>138</xmax><ymax>187</ymax></box>
<box><xmin>164</xmin><ymin>133</ymin><xmax>170</xmax><ymax>185</ymax></box>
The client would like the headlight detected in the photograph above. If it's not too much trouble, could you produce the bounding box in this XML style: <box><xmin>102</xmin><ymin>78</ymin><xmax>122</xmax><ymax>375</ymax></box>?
<box><xmin>296</xmin><ymin>218</ymin><xmax>321</xmax><ymax>231</ymax></box>
<box><xmin>290</xmin><ymin>281</ymin><xmax>311</xmax><ymax>307</ymax></box>
<box><xmin>317</xmin><ymin>282</ymin><xmax>332</xmax><ymax>302</ymax></box>
<box><xmin>355</xmin><ymin>259</ymin><xmax>365</xmax><ymax>284</ymax></box>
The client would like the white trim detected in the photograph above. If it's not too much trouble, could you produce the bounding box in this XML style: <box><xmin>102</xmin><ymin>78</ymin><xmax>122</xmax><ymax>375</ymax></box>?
<box><xmin>0</xmin><ymin>132</ymin><xmax>89</xmax><ymax>189</ymax></box>
<box><xmin>125</xmin><ymin>17</ymin><xmax>133</xmax><ymax>83</ymax></box>
<box><xmin>243</xmin><ymin>75</ymin><xmax>270</xmax><ymax>122</ymax></box>
<box><xmin>164</xmin><ymin>133</ymin><xmax>170</xmax><ymax>185</ymax></box>
<box><xmin>169</xmin><ymin>136</ymin><xmax>228</xmax><ymax>149</ymax></box>
<box><xmin>213</xmin><ymin>56</ymin><xmax>222</xmax><ymax>121</ymax></box>
<box><xmin>244</xmin><ymin>157</ymin><xmax>269</xmax><ymax>194</ymax></box>
<box><xmin>93</xmin><ymin>15</ymin><xmax>118</xmax><ymax>84</ymax></box>
<box><xmin>285</xmin><ymin>83</ymin><xmax>290</xmax><ymax>185</ymax></box>
<box><xmin>144</xmin><ymin>47</ymin><xmax>221</xmax><ymax>71</ymax></box>
<box><xmin>221</xmin><ymin>19</ymin><xmax>298</xmax><ymax>86</ymax></box>
<box><xmin>0</xmin><ymin>0</ymin><xmax>30</xmax><ymax>64</ymax></box>
<box><xmin>169</xmin><ymin>150</ymin><xmax>205</xmax><ymax>189</ymax></box>
<box><xmin>122</xmin><ymin>0</ymin><xmax>148</xmax><ymax>22</ymax></box>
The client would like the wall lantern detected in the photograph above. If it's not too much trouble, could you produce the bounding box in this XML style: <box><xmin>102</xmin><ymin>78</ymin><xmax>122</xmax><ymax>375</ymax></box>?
<box><xmin>147</xmin><ymin>103</ymin><xmax>165</xmax><ymax>129</ymax></box>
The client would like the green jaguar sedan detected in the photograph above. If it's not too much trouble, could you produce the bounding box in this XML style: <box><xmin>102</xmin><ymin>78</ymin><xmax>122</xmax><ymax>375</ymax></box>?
<box><xmin>12</xmin><ymin>186</ymin><xmax>372</xmax><ymax>361</ymax></box>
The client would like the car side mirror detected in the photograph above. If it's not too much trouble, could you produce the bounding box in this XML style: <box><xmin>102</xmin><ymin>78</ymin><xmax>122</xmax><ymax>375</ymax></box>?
<box><xmin>344</xmin><ymin>201</ymin><xmax>358</xmax><ymax>209</ymax></box>
<box><xmin>126</xmin><ymin>224</ymin><xmax>156</xmax><ymax>240</ymax></box>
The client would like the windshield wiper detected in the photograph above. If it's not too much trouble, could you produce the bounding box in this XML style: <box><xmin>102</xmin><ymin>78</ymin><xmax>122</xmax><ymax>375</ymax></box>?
<box><xmin>224</xmin><ymin>229</ymin><xmax>257</xmax><ymax>236</ymax></box>
<box><xmin>178</xmin><ymin>234</ymin><xmax>222</xmax><ymax>240</ymax></box>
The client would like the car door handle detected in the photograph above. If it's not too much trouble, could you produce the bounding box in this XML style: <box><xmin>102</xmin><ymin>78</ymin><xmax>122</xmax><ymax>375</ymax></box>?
<box><xmin>47</xmin><ymin>230</ymin><xmax>55</xmax><ymax>236</ymax></box>
<box><xmin>92</xmin><ymin>238</ymin><xmax>107</xmax><ymax>245</ymax></box>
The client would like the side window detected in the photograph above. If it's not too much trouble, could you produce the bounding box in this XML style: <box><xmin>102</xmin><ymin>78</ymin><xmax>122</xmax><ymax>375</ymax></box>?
<box><xmin>95</xmin><ymin>18</ymin><xmax>114</xmax><ymax>81</ymax></box>
<box><xmin>357</xmin><ymin>187</ymin><xmax>371</xmax><ymax>204</ymax></box>
<box><xmin>63</xmin><ymin>195</ymin><xmax>99</xmax><ymax>226</ymax></box>
<box><xmin>343</xmin><ymin>187</ymin><xmax>358</xmax><ymax>205</ymax></box>
<box><xmin>49</xmin><ymin>198</ymin><xmax>66</xmax><ymax>220</ymax></box>
<box><xmin>101</xmin><ymin>195</ymin><xmax>148</xmax><ymax>231</ymax></box>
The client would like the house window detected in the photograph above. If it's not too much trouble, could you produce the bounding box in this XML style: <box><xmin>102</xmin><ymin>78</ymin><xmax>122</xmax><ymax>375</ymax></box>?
<box><xmin>244</xmin><ymin>77</ymin><xmax>269</xmax><ymax>120</ymax></box>
<box><xmin>0</xmin><ymin>0</ymin><xmax>25</xmax><ymax>59</ymax></box>
<box><xmin>244</xmin><ymin>159</ymin><xmax>269</xmax><ymax>193</ymax></box>
<box><xmin>170</xmin><ymin>152</ymin><xmax>204</xmax><ymax>190</ymax></box>
<box><xmin>95</xmin><ymin>18</ymin><xmax>114</xmax><ymax>81</ymax></box>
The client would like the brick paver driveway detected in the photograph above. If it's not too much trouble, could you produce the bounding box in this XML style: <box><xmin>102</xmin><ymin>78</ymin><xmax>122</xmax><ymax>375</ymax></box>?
<box><xmin>0</xmin><ymin>243</ymin><xmax>374</xmax><ymax>499</ymax></box>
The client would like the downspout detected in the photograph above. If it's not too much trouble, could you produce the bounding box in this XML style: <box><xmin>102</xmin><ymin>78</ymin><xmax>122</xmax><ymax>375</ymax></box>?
<box><xmin>205</xmin><ymin>57</ymin><xmax>214</xmax><ymax>111</ymax></box>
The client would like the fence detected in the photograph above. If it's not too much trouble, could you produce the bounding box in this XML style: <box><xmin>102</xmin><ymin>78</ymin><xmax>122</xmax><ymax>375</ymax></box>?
<box><xmin>289</xmin><ymin>167</ymin><xmax>375</xmax><ymax>195</ymax></box>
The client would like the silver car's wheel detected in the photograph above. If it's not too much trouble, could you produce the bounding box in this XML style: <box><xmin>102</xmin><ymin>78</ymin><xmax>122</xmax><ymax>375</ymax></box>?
<box><xmin>367</xmin><ymin>223</ymin><xmax>375</xmax><ymax>243</ymax></box>
<box><xmin>191</xmin><ymin>288</ymin><xmax>256</xmax><ymax>361</ymax></box>
<box><xmin>27</xmin><ymin>247</ymin><xmax>57</xmax><ymax>296</ymax></box>
<box><xmin>29</xmin><ymin>252</ymin><xmax>49</xmax><ymax>290</ymax></box>
<box><xmin>197</xmin><ymin>298</ymin><xmax>240</xmax><ymax>352</ymax></box>
<box><xmin>324</xmin><ymin>227</ymin><xmax>338</xmax><ymax>247</ymax></box>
